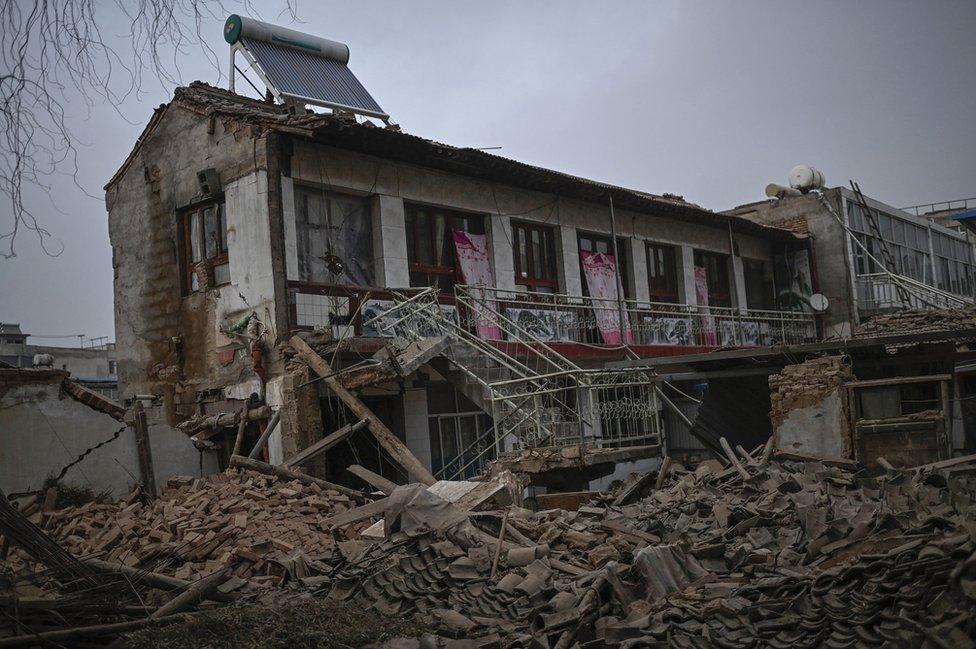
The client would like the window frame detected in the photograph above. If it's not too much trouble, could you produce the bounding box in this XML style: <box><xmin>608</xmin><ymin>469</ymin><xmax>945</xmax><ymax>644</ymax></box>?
<box><xmin>577</xmin><ymin>231</ymin><xmax>632</xmax><ymax>299</ymax></box>
<box><xmin>742</xmin><ymin>258</ymin><xmax>772</xmax><ymax>310</ymax></box>
<box><xmin>180</xmin><ymin>199</ymin><xmax>228</xmax><ymax>293</ymax></box>
<box><xmin>512</xmin><ymin>220</ymin><xmax>558</xmax><ymax>293</ymax></box>
<box><xmin>645</xmin><ymin>242</ymin><xmax>679</xmax><ymax>303</ymax></box>
<box><xmin>404</xmin><ymin>203</ymin><xmax>487</xmax><ymax>290</ymax></box>
<box><xmin>693</xmin><ymin>249</ymin><xmax>732</xmax><ymax>308</ymax></box>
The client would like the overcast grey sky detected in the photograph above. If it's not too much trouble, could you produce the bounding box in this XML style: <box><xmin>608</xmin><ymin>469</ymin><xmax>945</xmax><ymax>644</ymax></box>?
<box><xmin>2</xmin><ymin>0</ymin><xmax>974</xmax><ymax>344</ymax></box>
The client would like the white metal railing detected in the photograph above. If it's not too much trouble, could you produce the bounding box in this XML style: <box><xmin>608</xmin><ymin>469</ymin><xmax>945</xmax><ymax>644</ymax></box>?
<box><xmin>856</xmin><ymin>273</ymin><xmax>973</xmax><ymax>313</ymax></box>
<box><xmin>487</xmin><ymin>368</ymin><xmax>662</xmax><ymax>451</ymax></box>
<box><xmin>454</xmin><ymin>285</ymin><xmax>817</xmax><ymax>348</ymax></box>
<box><xmin>362</xmin><ymin>287</ymin><xmax>588</xmax><ymax>478</ymax></box>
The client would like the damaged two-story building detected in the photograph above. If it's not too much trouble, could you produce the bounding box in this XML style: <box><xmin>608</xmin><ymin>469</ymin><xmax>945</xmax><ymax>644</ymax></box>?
<box><xmin>105</xmin><ymin>80</ymin><xmax>820</xmax><ymax>490</ymax></box>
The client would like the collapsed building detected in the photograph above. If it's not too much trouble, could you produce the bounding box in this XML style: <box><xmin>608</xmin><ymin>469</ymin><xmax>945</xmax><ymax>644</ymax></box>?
<box><xmin>3</xmin><ymin>15</ymin><xmax>976</xmax><ymax>648</ymax></box>
<box><xmin>102</xmin><ymin>79</ymin><xmax>820</xmax><ymax>493</ymax></box>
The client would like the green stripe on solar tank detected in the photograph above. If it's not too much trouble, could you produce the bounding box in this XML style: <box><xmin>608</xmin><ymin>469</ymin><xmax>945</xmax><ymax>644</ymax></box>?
<box><xmin>270</xmin><ymin>34</ymin><xmax>322</xmax><ymax>53</ymax></box>
<box><xmin>224</xmin><ymin>15</ymin><xmax>243</xmax><ymax>44</ymax></box>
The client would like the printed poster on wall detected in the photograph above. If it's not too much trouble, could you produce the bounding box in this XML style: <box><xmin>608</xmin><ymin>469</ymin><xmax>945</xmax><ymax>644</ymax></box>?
<box><xmin>579</xmin><ymin>251</ymin><xmax>633</xmax><ymax>345</ymax></box>
<box><xmin>504</xmin><ymin>307</ymin><xmax>576</xmax><ymax>342</ymax></box>
<box><xmin>452</xmin><ymin>230</ymin><xmax>501</xmax><ymax>340</ymax></box>
<box><xmin>695</xmin><ymin>266</ymin><xmax>717</xmax><ymax>346</ymax></box>
<box><xmin>774</xmin><ymin>249</ymin><xmax>814</xmax><ymax>311</ymax></box>
<box><xmin>361</xmin><ymin>299</ymin><xmax>458</xmax><ymax>338</ymax></box>
<box><xmin>641</xmin><ymin>316</ymin><xmax>693</xmax><ymax>346</ymax></box>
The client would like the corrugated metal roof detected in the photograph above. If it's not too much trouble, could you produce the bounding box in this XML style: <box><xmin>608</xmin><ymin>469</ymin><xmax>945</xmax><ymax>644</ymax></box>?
<box><xmin>241</xmin><ymin>38</ymin><xmax>386</xmax><ymax>119</ymax></box>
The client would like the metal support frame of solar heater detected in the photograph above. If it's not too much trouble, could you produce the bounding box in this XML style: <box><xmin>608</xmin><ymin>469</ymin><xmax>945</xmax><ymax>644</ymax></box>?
<box><xmin>228</xmin><ymin>43</ymin><xmax>391</xmax><ymax>124</ymax></box>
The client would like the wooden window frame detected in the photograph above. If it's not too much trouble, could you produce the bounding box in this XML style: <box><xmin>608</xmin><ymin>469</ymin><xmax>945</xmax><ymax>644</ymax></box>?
<box><xmin>742</xmin><ymin>258</ymin><xmax>772</xmax><ymax>310</ymax></box>
<box><xmin>181</xmin><ymin>199</ymin><xmax>228</xmax><ymax>293</ymax></box>
<box><xmin>694</xmin><ymin>250</ymin><xmax>732</xmax><ymax>308</ymax></box>
<box><xmin>512</xmin><ymin>220</ymin><xmax>558</xmax><ymax>292</ymax></box>
<box><xmin>404</xmin><ymin>204</ymin><xmax>486</xmax><ymax>290</ymax></box>
<box><xmin>645</xmin><ymin>242</ymin><xmax>679</xmax><ymax>303</ymax></box>
<box><xmin>577</xmin><ymin>232</ymin><xmax>632</xmax><ymax>299</ymax></box>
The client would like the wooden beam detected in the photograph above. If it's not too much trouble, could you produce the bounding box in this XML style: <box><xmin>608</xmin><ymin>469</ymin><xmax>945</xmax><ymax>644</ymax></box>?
<box><xmin>654</xmin><ymin>456</ymin><xmax>673</xmax><ymax>490</ymax></box>
<box><xmin>151</xmin><ymin>567</ymin><xmax>230</xmax><ymax>619</ymax></box>
<box><xmin>319</xmin><ymin>496</ymin><xmax>389</xmax><ymax>528</ymax></box>
<box><xmin>230</xmin><ymin>405</ymin><xmax>248</xmax><ymax>457</ymax></box>
<box><xmin>180</xmin><ymin>405</ymin><xmax>272</xmax><ymax>437</ymax></box>
<box><xmin>720</xmin><ymin>437</ymin><xmax>751</xmax><ymax>481</ymax></box>
<box><xmin>612</xmin><ymin>467</ymin><xmax>656</xmax><ymax>507</ymax></box>
<box><xmin>228</xmin><ymin>455</ymin><xmax>366</xmax><ymax>501</ymax></box>
<box><xmin>132</xmin><ymin>401</ymin><xmax>157</xmax><ymax>499</ymax></box>
<box><xmin>283</xmin><ymin>419</ymin><xmax>368</xmax><ymax>468</ymax></box>
<box><xmin>290</xmin><ymin>336</ymin><xmax>436</xmax><ymax>485</ymax></box>
<box><xmin>347</xmin><ymin>464</ymin><xmax>398</xmax><ymax>494</ymax></box>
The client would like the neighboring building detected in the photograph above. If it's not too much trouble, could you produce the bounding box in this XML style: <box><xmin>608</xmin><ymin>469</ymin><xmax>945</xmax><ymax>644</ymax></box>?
<box><xmin>902</xmin><ymin>197</ymin><xmax>976</xmax><ymax>234</ymax></box>
<box><xmin>0</xmin><ymin>324</ymin><xmax>118</xmax><ymax>400</ymax></box>
<box><xmin>727</xmin><ymin>187</ymin><xmax>976</xmax><ymax>338</ymax></box>
<box><xmin>104</xmin><ymin>82</ymin><xmax>817</xmax><ymax>486</ymax></box>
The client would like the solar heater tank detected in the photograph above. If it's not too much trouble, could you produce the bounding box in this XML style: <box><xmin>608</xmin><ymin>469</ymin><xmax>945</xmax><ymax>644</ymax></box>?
<box><xmin>224</xmin><ymin>14</ymin><xmax>350</xmax><ymax>64</ymax></box>
<box><xmin>788</xmin><ymin>165</ymin><xmax>826</xmax><ymax>193</ymax></box>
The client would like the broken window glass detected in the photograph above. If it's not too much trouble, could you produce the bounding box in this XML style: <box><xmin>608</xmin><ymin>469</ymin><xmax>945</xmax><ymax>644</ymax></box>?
<box><xmin>182</xmin><ymin>200</ymin><xmax>228</xmax><ymax>292</ymax></box>
<box><xmin>295</xmin><ymin>187</ymin><xmax>373</xmax><ymax>286</ymax></box>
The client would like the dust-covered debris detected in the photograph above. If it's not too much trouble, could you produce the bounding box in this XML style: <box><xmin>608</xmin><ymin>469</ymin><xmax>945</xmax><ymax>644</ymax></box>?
<box><xmin>4</xmin><ymin>451</ymin><xmax>976</xmax><ymax>647</ymax></box>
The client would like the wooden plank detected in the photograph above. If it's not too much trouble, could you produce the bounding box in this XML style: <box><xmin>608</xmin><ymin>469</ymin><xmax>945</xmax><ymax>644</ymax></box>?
<box><xmin>654</xmin><ymin>456</ymin><xmax>673</xmax><ymax>490</ymax></box>
<box><xmin>613</xmin><ymin>467</ymin><xmax>656</xmax><ymax>507</ymax></box>
<box><xmin>910</xmin><ymin>451</ymin><xmax>976</xmax><ymax>471</ymax></box>
<box><xmin>844</xmin><ymin>374</ymin><xmax>953</xmax><ymax>389</ymax></box>
<box><xmin>132</xmin><ymin>401</ymin><xmax>157</xmax><ymax>499</ymax></box>
<box><xmin>181</xmin><ymin>405</ymin><xmax>272</xmax><ymax>437</ymax></box>
<box><xmin>230</xmin><ymin>405</ymin><xmax>248</xmax><ymax>457</ymax></box>
<box><xmin>320</xmin><ymin>497</ymin><xmax>389</xmax><ymax>528</ymax></box>
<box><xmin>151</xmin><ymin>567</ymin><xmax>231</xmax><ymax>619</ymax></box>
<box><xmin>600</xmin><ymin>519</ymin><xmax>659</xmax><ymax>544</ymax></box>
<box><xmin>347</xmin><ymin>464</ymin><xmax>398</xmax><ymax>495</ymax></box>
<box><xmin>283</xmin><ymin>419</ymin><xmax>368</xmax><ymax>468</ymax></box>
<box><xmin>719</xmin><ymin>437</ymin><xmax>750</xmax><ymax>481</ymax></box>
<box><xmin>228</xmin><ymin>455</ymin><xmax>366</xmax><ymax>501</ymax></box>
<box><xmin>290</xmin><ymin>336</ymin><xmax>436</xmax><ymax>485</ymax></box>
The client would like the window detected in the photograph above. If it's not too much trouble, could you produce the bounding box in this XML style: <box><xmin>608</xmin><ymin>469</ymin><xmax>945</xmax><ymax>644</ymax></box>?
<box><xmin>743</xmin><ymin>259</ymin><xmax>772</xmax><ymax>310</ymax></box>
<box><xmin>426</xmin><ymin>382</ymin><xmax>494</xmax><ymax>479</ymax></box>
<box><xmin>295</xmin><ymin>187</ymin><xmax>373</xmax><ymax>286</ymax></box>
<box><xmin>646</xmin><ymin>243</ymin><xmax>679</xmax><ymax>303</ymax></box>
<box><xmin>513</xmin><ymin>221</ymin><xmax>558</xmax><ymax>293</ymax></box>
<box><xmin>181</xmin><ymin>201</ymin><xmax>228</xmax><ymax>292</ymax></box>
<box><xmin>404</xmin><ymin>204</ymin><xmax>486</xmax><ymax>290</ymax></box>
<box><xmin>693</xmin><ymin>250</ymin><xmax>732</xmax><ymax>308</ymax></box>
<box><xmin>578</xmin><ymin>232</ymin><xmax>631</xmax><ymax>298</ymax></box>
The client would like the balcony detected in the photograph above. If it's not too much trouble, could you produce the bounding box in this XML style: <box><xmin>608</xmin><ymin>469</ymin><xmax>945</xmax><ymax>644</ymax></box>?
<box><xmin>454</xmin><ymin>285</ymin><xmax>817</xmax><ymax>351</ymax></box>
<box><xmin>855</xmin><ymin>273</ymin><xmax>973</xmax><ymax>315</ymax></box>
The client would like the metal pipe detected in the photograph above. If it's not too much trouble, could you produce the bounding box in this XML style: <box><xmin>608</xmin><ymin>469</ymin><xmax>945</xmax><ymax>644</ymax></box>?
<box><xmin>247</xmin><ymin>410</ymin><xmax>281</xmax><ymax>459</ymax></box>
<box><xmin>608</xmin><ymin>195</ymin><xmax>628</xmax><ymax>346</ymax></box>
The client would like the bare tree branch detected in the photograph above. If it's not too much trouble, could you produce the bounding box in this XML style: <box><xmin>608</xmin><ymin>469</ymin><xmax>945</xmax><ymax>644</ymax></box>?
<box><xmin>0</xmin><ymin>0</ymin><xmax>297</xmax><ymax>258</ymax></box>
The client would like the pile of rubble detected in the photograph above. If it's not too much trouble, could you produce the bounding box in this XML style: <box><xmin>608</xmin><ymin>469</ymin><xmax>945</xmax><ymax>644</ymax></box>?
<box><xmin>768</xmin><ymin>355</ymin><xmax>851</xmax><ymax>427</ymax></box>
<box><xmin>3</xmin><ymin>449</ymin><xmax>975</xmax><ymax>647</ymax></box>
<box><xmin>856</xmin><ymin>305</ymin><xmax>976</xmax><ymax>338</ymax></box>
<box><xmin>29</xmin><ymin>469</ymin><xmax>368</xmax><ymax>587</ymax></box>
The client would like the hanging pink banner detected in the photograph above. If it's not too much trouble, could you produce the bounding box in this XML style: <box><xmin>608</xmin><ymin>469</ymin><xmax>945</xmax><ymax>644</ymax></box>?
<box><xmin>580</xmin><ymin>251</ymin><xmax>633</xmax><ymax>345</ymax></box>
<box><xmin>452</xmin><ymin>230</ymin><xmax>501</xmax><ymax>340</ymax></box>
<box><xmin>695</xmin><ymin>266</ymin><xmax>717</xmax><ymax>346</ymax></box>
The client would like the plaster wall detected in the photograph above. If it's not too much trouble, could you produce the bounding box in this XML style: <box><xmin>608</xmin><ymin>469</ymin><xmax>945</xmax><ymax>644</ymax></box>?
<box><xmin>287</xmin><ymin>143</ymin><xmax>777</xmax><ymax>300</ymax></box>
<box><xmin>0</xmin><ymin>377</ymin><xmax>215</xmax><ymax>498</ymax></box>
<box><xmin>106</xmin><ymin>104</ymin><xmax>271</xmax><ymax>407</ymax></box>
<box><xmin>773</xmin><ymin>388</ymin><xmax>849</xmax><ymax>458</ymax></box>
